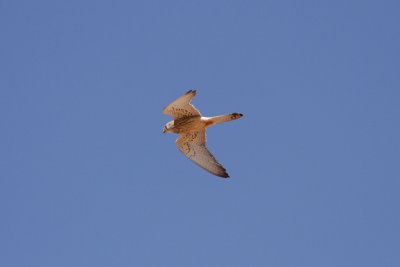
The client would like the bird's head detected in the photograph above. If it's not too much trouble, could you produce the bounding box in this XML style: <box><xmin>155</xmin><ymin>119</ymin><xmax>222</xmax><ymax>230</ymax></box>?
<box><xmin>163</xmin><ymin>121</ymin><xmax>174</xmax><ymax>133</ymax></box>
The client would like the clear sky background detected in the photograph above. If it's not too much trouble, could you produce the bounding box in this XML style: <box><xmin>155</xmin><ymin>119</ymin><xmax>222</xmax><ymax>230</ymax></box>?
<box><xmin>1</xmin><ymin>0</ymin><xmax>399</xmax><ymax>266</ymax></box>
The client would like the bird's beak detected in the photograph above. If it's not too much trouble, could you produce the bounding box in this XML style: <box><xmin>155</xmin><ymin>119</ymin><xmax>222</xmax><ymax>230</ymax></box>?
<box><xmin>163</xmin><ymin>128</ymin><xmax>166</xmax><ymax>133</ymax></box>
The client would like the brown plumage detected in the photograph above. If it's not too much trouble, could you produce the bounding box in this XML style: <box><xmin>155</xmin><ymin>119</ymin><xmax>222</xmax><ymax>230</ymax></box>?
<box><xmin>163</xmin><ymin>90</ymin><xmax>243</xmax><ymax>178</ymax></box>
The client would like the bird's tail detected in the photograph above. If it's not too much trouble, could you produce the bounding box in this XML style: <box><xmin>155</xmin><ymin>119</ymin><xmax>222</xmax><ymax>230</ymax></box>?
<box><xmin>205</xmin><ymin>113</ymin><xmax>243</xmax><ymax>127</ymax></box>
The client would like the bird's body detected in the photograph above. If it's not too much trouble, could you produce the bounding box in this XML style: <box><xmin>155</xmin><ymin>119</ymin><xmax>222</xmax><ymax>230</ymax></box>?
<box><xmin>164</xmin><ymin>115</ymin><xmax>204</xmax><ymax>134</ymax></box>
<box><xmin>165</xmin><ymin>115</ymin><xmax>242</xmax><ymax>134</ymax></box>
<box><xmin>163</xmin><ymin>90</ymin><xmax>243</xmax><ymax>178</ymax></box>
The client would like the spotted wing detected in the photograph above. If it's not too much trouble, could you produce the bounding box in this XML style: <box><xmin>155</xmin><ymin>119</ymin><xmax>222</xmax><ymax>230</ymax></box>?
<box><xmin>163</xmin><ymin>90</ymin><xmax>201</xmax><ymax>120</ymax></box>
<box><xmin>176</xmin><ymin>129</ymin><xmax>229</xmax><ymax>178</ymax></box>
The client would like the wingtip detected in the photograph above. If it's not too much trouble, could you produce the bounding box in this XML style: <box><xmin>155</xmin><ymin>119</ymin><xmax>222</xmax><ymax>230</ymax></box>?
<box><xmin>186</xmin><ymin>89</ymin><xmax>197</xmax><ymax>95</ymax></box>
<box><xmin>218</xmin><ymin>172</ymin><xmax>230</xmax><ymax>178</ymax></box>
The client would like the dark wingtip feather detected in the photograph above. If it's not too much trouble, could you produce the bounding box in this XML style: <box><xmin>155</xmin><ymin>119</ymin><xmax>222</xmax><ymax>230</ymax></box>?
<box><xmin>218</xmin><ymin>171</ymin><xmax>230</xmax><ymax>178</ymax></box>
<box><xmin>186</xmin><ymin>89</ymin><xmax>196</xmax><ymax>95</ymax></box>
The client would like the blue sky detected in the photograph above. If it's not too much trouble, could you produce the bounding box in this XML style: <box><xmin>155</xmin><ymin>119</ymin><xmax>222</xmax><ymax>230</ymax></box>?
<box><xmin>1</xmin><ymin>0</ymin><xmax>399</xmax><ymax>266</ymax></box>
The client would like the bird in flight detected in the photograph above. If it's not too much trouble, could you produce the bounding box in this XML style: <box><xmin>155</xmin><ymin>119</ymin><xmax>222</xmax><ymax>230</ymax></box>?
<box><xmin>163</xmin><ymin>90</ymin><xmax>243</xmax><ymax>178</ymax></box>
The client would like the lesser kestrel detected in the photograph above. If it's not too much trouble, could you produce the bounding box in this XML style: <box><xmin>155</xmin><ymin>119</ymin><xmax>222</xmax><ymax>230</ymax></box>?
<box><xmin>163</xmin><ymin>90</ymin><xmax>243</xmax><ymax>178</ymax></box>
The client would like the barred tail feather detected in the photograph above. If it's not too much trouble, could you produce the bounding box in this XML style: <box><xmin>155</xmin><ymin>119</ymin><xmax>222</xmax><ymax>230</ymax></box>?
<box><xmin>206</xmin><ymin>113</ymin><xmax>243</xmax><ymax>127</ymax></box>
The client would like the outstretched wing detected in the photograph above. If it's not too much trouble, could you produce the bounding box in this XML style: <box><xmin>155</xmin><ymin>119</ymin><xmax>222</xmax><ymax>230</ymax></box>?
<box><xmin>176</xmin><ymin>129</ymin><xmax>229</xmax><ymax>178</ymax></box>
<box><xmin>163</xmin><ymin>90</ymin><xmax>201</xmax><ymax>120</ymax></box>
